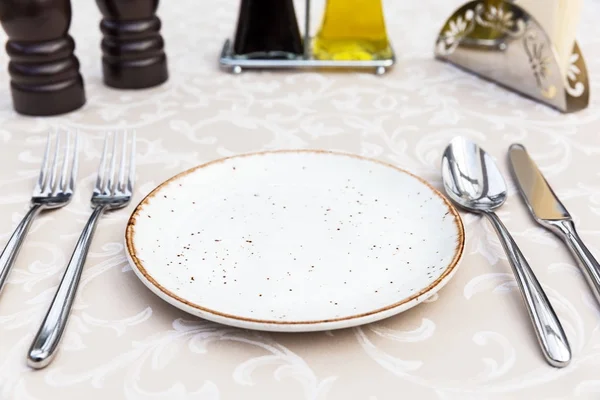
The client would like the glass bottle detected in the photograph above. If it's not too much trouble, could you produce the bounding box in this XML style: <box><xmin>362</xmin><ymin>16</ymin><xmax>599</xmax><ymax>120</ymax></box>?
<box><xmin>232</xmin><ymin>0</ymin><xmax>304</xmax><ymax>59</ymax></box>
<box><xmin>312</xmin><ymin>0</ymin><xmax>392</xmax><ymax>61</ymax></box>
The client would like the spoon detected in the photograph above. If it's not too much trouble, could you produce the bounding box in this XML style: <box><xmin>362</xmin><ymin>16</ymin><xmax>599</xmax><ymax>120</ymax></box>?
<box><xmin>441</xmin><ymin>136</ymin><xmax>571</xmax><ymax>368</ymax></box>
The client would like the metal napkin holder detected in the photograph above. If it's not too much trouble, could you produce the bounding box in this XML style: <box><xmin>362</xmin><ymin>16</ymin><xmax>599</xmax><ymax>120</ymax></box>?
<box><xmin>434</xmin><ymin>1</ymin><xmax>589</xmax><ymax>112</ymax></box>
<box><xmin>219</xmin><ymin>0</ymin><xmax>395</xmax><ymax>75</ymax></box>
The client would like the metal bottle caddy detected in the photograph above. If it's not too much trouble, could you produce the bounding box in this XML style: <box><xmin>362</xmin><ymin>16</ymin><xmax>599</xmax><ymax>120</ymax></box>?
<box><xmin>219</xmin><ymin>0</ymin><xmax>396</xmax><ymax>75</ymax></box>
<box><xmin>435</xmin><ymin>0</ymin><xmax>589</xmax><ymax>113</ymax></box>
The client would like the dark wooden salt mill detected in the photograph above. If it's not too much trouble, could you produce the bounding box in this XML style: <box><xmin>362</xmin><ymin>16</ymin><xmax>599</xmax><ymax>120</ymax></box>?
<box><xmin>0</xmin><ymin>0</ymin><xmax>86</xmax><ymax>116</ymax></box>
<box><xmin>95</xmin><ymin>0</ymin><xmax>168</xmax><ymax>89</ymax></box>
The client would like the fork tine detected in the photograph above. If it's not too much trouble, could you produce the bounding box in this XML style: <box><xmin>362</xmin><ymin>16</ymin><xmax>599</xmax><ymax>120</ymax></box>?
<box><xmin>107</xmin><ymin>132</ymin><xmax>118</xmax><ymax>195</ymax></box>
<box><xmin>117</xmin><ymin>131</ymin><xmax>128</xmax><ymax>194</ymax></box>
<box><xmin>95</xmin><ymin>133</ymin><xmax>110</xmax><ymax>196</ymax></box>
<box><xmin>127</xmin><ymin>131</ymin><xmax>136</xmax><ymax>195</ymax></box>
<box><xmin>34</xmin><ymin>131</ymin><xmax>52</xmax><ymax>195</ymax></box>
<box><xmin>58</xmin><ymin>130</ymin><xmax>71</xmax><ymax>193</ymax></box>
<box><xmin>47</xmin><ymin>130</ymin><xmax>61</xmax><ymax>195</ymax></box>
<box><xmin>68</xmin><ymin>131</ymin><xmax>79</xmax><ymax>194</ymax></box>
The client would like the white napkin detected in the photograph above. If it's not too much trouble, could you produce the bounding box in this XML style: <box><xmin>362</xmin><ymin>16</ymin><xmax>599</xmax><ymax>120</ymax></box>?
<box><xmin>516</xmin><ymin>0</ymin><xmax>583</xmax><ymax>75</ymax></box>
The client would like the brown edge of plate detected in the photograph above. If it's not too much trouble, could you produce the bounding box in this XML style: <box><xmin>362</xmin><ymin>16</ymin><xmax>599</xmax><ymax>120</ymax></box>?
<box><xmin>125</xmin><ymin>149</ymin><xmax>465</xmax><ymax>326</ymax></box>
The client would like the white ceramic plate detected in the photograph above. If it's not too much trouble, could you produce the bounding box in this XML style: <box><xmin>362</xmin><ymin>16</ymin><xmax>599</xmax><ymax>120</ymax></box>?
<box><xmin>125</xmin><ymin>150</ymin><xmax>464</xmax><ymax>332</ymax></box>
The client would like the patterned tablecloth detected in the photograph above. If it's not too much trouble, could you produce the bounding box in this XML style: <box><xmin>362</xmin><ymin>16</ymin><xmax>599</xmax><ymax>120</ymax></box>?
<box><xmin>1</xmin><ymin>0</ymin><xmax>600</xmax><ymax>399</ymax></box>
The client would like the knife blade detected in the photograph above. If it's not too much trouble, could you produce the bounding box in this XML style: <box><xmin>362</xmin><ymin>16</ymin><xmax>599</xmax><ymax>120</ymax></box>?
<box><xmin>509</xmin><ymin>143</ymin><xmax>600</xmax><ymax>306</ymax></box>
<box><xmin>508</xmin><ymin>144</ymin><xmax>570</xmax><ymax>221</ymax></box>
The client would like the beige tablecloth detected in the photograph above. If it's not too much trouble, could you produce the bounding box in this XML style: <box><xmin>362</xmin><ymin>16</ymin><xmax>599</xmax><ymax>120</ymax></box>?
<box><xmin>1</xmin><ymin>0</ymin><xmax>600</xmax><ymax>399</ymax></box>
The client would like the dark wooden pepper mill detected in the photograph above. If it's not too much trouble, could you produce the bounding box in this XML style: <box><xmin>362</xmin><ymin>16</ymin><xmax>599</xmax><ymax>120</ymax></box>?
<box><xmin>95</xmin><ymin>0</ymin><xmax>168</xmax><ymax>89</ymax></box>
<box><xmin>0</xmin><ymin>0</ymin><xmax>86</xmax><ymax>116</ymax></box>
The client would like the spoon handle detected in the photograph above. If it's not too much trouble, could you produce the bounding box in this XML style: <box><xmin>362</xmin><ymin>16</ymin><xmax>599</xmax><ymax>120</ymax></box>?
<box><xmin>483</xmin><ymin>211</ymin><xmax>571</xmax><ymax>368</ymax></box>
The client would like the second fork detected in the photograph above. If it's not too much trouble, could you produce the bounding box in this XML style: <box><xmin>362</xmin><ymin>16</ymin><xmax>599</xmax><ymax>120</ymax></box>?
<box><xmin>27</xmin><ymin>131</ymin><xmax>136</xmax><ymax>369</ymax></box>
<box><xmin>0</xmin><ymin>130</ymin><xmax>78</xmax><ymax>297</ymax></box>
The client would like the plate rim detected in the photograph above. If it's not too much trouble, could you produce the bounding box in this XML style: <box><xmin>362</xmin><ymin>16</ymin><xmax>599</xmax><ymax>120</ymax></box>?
<box><xmin>125</xmin><ymin>149</ymin><xmax>465</xmax><ymax>328</ymax></box>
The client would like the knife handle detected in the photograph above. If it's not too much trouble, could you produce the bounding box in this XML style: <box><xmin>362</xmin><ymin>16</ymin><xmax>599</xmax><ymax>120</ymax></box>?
<box><xmin>483</xmin><ymin>211</ymin><xmax>571</xmax><ymax>368</ymax></box>
<box><xmin>549</xmin><ymin>220</ymin><xmax>600</xmax><ymax>306</ymax></box>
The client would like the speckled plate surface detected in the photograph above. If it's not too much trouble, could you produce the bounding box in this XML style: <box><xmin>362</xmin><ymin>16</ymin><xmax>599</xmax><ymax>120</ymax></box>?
<box><xmin>125</xmin><ymin>150</ymin><xmax>465</xmax><ymax>332</ymax></box>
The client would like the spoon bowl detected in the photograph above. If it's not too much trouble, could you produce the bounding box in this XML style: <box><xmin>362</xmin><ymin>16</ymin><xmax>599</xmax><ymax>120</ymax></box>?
<box><xmin>440</xmin><ymin>136</ymin><xmax>571</xmax><ymax>368</ymax></box>
<box><xmin>441</xmin><ymin>136</ymin><xmax>506</xmax><ymax>212</ymax></box>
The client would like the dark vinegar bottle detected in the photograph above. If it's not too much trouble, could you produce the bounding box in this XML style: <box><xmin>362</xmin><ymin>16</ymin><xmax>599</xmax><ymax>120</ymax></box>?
<box><xmin>232</xmin><ymin>0</ymin><xmax>304</xmax><ymax>59</ymax></box>
<box><xmin>95</xmin><ymin>0</ymin><xmax>168</xmax><ymax>89</ymax></box>
<box><xmin>0</xmin><ymin>0</ymin><xmax>86</xmax><ymax>116</ymax></box>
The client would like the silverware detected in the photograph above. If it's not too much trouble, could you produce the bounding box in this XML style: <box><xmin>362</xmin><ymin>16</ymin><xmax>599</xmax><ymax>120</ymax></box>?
<box><xmin>0</xmin><ymin>130</ymin><xmax>78</xmax><ymax>297</ymax></box>
<box><xmin>441</xmin><ymin>137</ymin><xmax>570</xmax><ymax>368</ymax></box>
<box><xmin>509</xmin><ymin>143</ymin><xmax>600</xmax><ymax>306</ymax></box>
<box><xmin>27</xmin><ymin>131</ymin><xmax>136</xmax><ymax>369</ymax></box>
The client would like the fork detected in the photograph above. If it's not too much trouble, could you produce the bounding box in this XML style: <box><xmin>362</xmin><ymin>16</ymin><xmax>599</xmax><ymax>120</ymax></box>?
<box><xmin>27</xmin><ymin>131</ymin><xmax>136</xmax><ymax>369</ymax></box>
<box><xmin>0</xmin><ymin>130</ymin><xmax>78</xmax><ymax>297</ymax></box>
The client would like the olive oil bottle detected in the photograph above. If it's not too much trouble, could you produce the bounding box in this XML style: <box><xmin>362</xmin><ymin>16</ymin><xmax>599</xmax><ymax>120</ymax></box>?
<box><xmin>312</xmin><ymin>0</ymin><xmax>392</xmax><ymax>61</ymax></box>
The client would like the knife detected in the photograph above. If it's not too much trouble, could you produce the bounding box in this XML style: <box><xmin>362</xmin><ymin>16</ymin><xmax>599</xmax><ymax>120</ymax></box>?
<box><xmin>509</xmin><ymin>143</ymin><xmax>600</xmax><ymax>305</ymax></box>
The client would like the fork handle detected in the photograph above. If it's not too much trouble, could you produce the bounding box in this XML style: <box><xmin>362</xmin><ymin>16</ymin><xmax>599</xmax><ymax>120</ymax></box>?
<box><xmin>0</xmin><ymin>204</ymin><xmax>43</xmax><ymax>295</ymax></box>
<box><xmin>483</xmin><ymin>211</ymin><xmax>571</xmax><ymax>368</ymax></box>
<box><xmin>27</xmin><ymin>205</ymin><xmax>106</xmax><ymax>369</ymax></box>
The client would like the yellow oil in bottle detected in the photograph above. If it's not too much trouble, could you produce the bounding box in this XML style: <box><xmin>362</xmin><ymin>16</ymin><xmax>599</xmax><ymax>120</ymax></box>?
<box><xmin>312</xmin><ymin>0</ymin><xmax>392</xmax><ymax>61</ymax></box>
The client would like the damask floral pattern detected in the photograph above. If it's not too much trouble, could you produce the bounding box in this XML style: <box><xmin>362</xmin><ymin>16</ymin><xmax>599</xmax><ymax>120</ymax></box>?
<box><xmin>522</xmin><ymin>30</ymin><xmax>558</xmax><ymax>100</ymax></box>
<box><xmin>437</xmin><ymin>9</ymin><xmax>475</xmax><ymax>55</ymax></box>
<box><xmin>566</xmin><ymin>52</ymin><xmax>586</xmax><ymax>98</ymax></box>
<box><xmin>0</xmin><ymin>0</ymin><xmax>599</xmax><ymax>399</ymax></box>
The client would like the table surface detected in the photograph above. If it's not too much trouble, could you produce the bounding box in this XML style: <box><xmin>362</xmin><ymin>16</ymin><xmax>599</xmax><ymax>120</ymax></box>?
<box><xmin>1</xmin><ymin>0</ymin><xmax>600</xmax><ymax>399</ymax></box>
